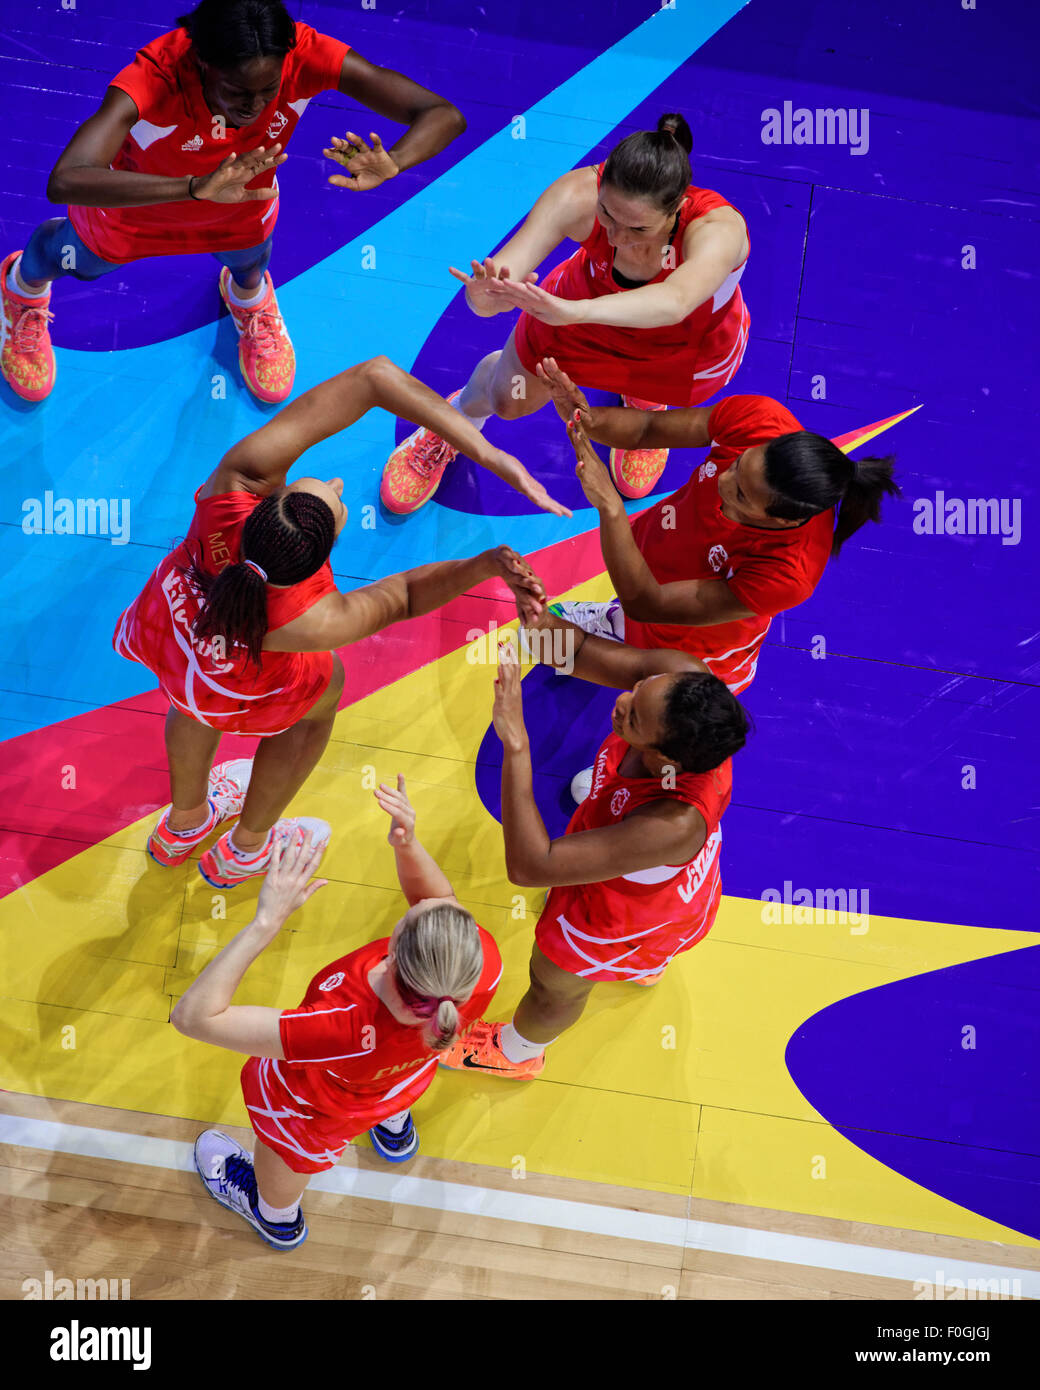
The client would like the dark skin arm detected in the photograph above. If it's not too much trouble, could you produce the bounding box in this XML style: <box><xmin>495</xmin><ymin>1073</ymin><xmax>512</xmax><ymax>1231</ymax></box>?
<box><xmin>537</xmin><ymin>357</ymin><xmax>714</xmax><ymax>451</ymax></box>
<box><xmin>493</xmin><ymin>642</ymin><xmax>705</xmax><ymax>887</ymax></box>
<box><xmin>46</xmin><ymin>87</ymin><xmax>285</xmax><ymax>208</ymax></box>
<box><xmin>324</xmin><ymin>49</ymin><xmax>465</xmax><ymax>189</ymax></box>
<box><xmin>523</xmin><ymin>608</ymin><xmax>710</xmax><ymax>687</ymax></box>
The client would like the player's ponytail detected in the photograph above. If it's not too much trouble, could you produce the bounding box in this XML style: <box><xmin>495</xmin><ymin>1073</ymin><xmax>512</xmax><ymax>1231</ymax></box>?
<box><xmin>190</xmin><ymin>490</ymin><xmax>335</xmax><ymax>667</ymax></box>
<box><xmin>178</xmin><ymin>0</ymin><xmax>297</xmax><ymax>69</ymax></box>
<box><xmin>762</xmin><ymin>432</ymin><xmax>902</xmax><ymax>557</ymax></box>
<box><xmin>602</xmin><ymin>112</ymin><xmax>693</xmax><ymax>213</ymax></box>
<box><xmin>394</xmin><ymin>903</ymin><xmax>484</xmax><ymax>1052</ymax></box>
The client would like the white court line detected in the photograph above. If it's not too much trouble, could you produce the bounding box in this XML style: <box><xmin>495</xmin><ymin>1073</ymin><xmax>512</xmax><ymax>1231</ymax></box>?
<box><xmin>3</xmin><ymin>1113</ymin><xmax>1038</xmax><ymax>1296</ymax></box>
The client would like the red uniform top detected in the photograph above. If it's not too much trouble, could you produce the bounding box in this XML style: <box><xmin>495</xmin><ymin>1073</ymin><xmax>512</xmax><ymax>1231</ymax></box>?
<box><xmin>113</xmin><ymin>488</ymin><xmax>337</xmax><ymax>736</ymax></box>
<box><xmin>623</xmin><ymin>395</ymin><xmax>835</xmax><ymax>693</ymax></box>
<box><xmin>514</xmin><ymin>164</ymin><xmax>750</xmax><ymax>405</ymax></box>
<box><xmin>70</xmin><ymin>23</ymin><xmax>350</xmax><ymax>262</ymax></box>
<box><xmin>536</xmin><ymin>732</ymin><xmax>731</xmax><ymax>980</ymax></box>
<box><xmin>276</xmin><ymin>929</ymin><xmax>503</xmax><ymax>1120</ymax></box>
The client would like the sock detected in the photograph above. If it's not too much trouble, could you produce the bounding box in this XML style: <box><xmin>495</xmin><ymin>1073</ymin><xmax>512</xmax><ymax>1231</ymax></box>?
<box><xmin>9</xmin><ymin>257</ymin><xmax>49</xmax><ymax>300</ymax></box>
<box><xmin>228</xmin><ymin>826</ymin><xmax>271</xmax><ymax>860</ymax></box>
<box><xmin>499</xmin><ymin>1021</ymin><xmax>553</xmax><ymax>1063</ymax></box>
<box><xmin>451</xmin><ymin>393</ymin><xmax>488</xmax><ymax>432</ymax></box>
<box><xmin>256</xmin><ymin>1193</ymin><xmax>300</xmax><ymax>1225</ymax></box>
<box><xmin>225</xmin><ymin>276</ymin><xmax>267</xmax><ymax>308</ymax></box>
<box><xmin>378</xmin><ymin>1110</ymin><xmax>411</xmax><ymax>1135</ymax></box>
<box><xmin>165</xmin><ymin>800</ymin><xmax>217</xmax><ymax>839</ymax></box>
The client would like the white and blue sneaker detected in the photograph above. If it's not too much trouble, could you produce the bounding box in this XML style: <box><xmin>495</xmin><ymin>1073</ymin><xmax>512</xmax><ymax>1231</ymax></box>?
<box><xmin>193</xmin><ymin>1129</ymin><xmax>308</xmax><ymax>1250</ymax></box>
<box><xmin>369</xmin><ymin>1112</ymin><xmax>419</xmax><ymax>1163</ymax></box>
<box><xmin>547</xmin><ymin>599</ymin><xmax>626</xmax><ymax>642</ymax></box>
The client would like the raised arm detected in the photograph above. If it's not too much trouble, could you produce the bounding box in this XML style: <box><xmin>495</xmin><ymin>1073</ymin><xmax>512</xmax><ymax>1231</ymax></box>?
<box><xmin>202</xmin><ymin>356</ymin><xmax>570</xmax><ymax>516</ymax></box>
<box><xmin>523</xmin><ymin>609</ymin><xmax>708</xmax><ymax>688</ymax></box>
<box><xmin>568</xmin><ymin>420</ymin><xmax>755</xmax><ymax>628</ymax></box>
<box><xmin>374</xmin><ymin>775</ymin><xmax>457</xmax><ymax>906</ymax></box>
<box><xmin>47</xmin><ymin>86</ymin><xmax>284</xmax><ymax>209</ymax></box>
<box><xmin>492</xmin><ymin>643</ymin><xmax>705</xmax><ymax>887</ymax></box>
<box><xmin>326</xmin><ymin>49</ymin><xmax>465</xmax><ymax>185</ymax></box>
<box><xmin>538</xmin><ymin>357</ymin><xmax>713</xmax><ymax>451</ymax></box>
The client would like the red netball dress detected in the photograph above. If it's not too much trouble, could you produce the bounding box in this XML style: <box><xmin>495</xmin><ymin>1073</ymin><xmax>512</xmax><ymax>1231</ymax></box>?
<box><xmin>113</xmin><ymin>488</ymin><xmax>337</xmax><ymax>736</ymax></box>
<box><xmin>623</xmin><ymin>395</ymin><xmax>835</xmax><ymax>693</ymax></box>
<box><xmin>70</xmin><ymin>23</ymin><xmax>350</xmax><ymax>263</ymax></box>
<box><xmin>534</xmin><ymin>732</ymin><xmax>731</xmax><ymax>982</ymax></box>
<box><xmin>240</xmin><ymin>928</ymin><xmax>503</xmax><ymax>1172</ymax></box>
<box><xmin>514</xmin><ymin>164</ymin><xmax>750</xmax><ymax>406</ymax></box>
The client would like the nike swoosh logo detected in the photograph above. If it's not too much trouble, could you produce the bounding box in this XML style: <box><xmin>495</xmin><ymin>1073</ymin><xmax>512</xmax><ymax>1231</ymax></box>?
<box><xmin>460</xmin><ymin>1055</ymin><xmax>518</xmax><ymax>1072</ymax></box>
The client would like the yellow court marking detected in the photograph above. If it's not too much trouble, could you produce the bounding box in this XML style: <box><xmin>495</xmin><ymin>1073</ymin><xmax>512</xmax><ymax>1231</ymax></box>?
<box><xmin>2</xmin><ymin>582</ymin><xmax>1037</xmax><ymax>1242</ymax></box>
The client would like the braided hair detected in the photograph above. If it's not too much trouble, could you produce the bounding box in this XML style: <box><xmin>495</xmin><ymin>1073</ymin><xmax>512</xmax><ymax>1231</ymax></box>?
<box><xmin>601</xmin><ymin>112</ymin><xmax>694</xmax><ymax>213</ymax></box>
<box><xmin>190</xmin><ymin>490</ymin><xmax>335</xmax><ymax>666</ymax></box>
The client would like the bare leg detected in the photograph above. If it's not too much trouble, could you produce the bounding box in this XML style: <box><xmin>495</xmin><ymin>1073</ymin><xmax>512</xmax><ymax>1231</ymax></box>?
<box><xmin>512</xmin><ymin>945</ymin><xmax>595</xmax><ymax>1043</ymax></box>
<box><xmin>164</xmin><ymin>709</ymin><xmax>222</xmax><ymax>832</ymax></box>
<box><xmin>458</xmin><ymin>330</ymin><xmax>552</xmax><ymax>423</ymax></box>
<box><xmin>232</xmin><ymin>655</ymin><xmax>345</xmax><ymax>850</ymax></box>
<box><xmin>252</xmin><ymin>1138</ymin><xmax>311</xmax><ymax>1210</ymax></box>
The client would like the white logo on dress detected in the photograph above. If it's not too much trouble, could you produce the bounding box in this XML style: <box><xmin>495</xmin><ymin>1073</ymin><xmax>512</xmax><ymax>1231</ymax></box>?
<box><xmin>266</xmin><ymin>110</ymin><xmax>287</xmax><ymax>139</ymax></box>
<box><xmin>318</xmin><ymin>972</ymin><xmax>344</xmax><ymax>992</ymax></box>
<box><xmin>610</xmin><ymin>788</ymin><xmax>630</xmax><ymax>817</ymax></box>
<box><xmin>699</xmin><ymin>461</ymin><xmax>717</xmax><ymax>480</ymax></box>
<box><xmin>708</xmin><ymin>544</ymin><xmax>729</xmax><ymax>572</ymax></box>
<box><xmin>181</xmin><ymin>134</ymin><xmax>204</xmax><ymax>151</ymax></box>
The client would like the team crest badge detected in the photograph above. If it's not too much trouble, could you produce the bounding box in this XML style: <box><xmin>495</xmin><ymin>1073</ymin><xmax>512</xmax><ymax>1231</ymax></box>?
<box><xmin>318</xmin><ymin>972</ymin><xmax>345</xmax><ymax>992</ymax></box>
<box><xmin>266</xmin><ymin>110</ymin><xmax>288</xmax><ymax>139</ymax></box>
<box><xmin>610</xmin><ymin>788</ymin><xmax>630</xmax><ymax>817</ymax></box>
<box><xmin>708</xmin><ymin>544</ymin><xmax>729</xmax><ymax>572</ymax></box>
<box><xmin>699</xmin><ymin>461</ymin><xmax>717</xmax><ymax>480</ymax></box>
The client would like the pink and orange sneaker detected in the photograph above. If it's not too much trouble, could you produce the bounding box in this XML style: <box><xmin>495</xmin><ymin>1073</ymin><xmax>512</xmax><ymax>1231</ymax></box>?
<box><xmin>631</xmin><ymin>970</ymin><xmax>666</xmax><ymax>987</ymax></box>
<box><xmin>218</xmin><ymin>267</ymin><xmax>295</xmax><ymax>404</ymax></box>
<box><xmin>0</xmin><ymin>250</ymin><xmax>56</xmax><ymax>402</ymax></box>
<box><xmin>609</xmin><ymin>395</ymin><xmax>670</xmax><ymax>499</ymax></box>
<box><xmin>438</xmin><ymin>1020</ymin><xmax>544</xmax><ymax>1079</ymax></box>
<box><xmin>380</xmin><ymin>389</ymin><xmax>463</xmax><ymax>514</ymax></box>
<box><xmin>148</xmin><ymin>759</ymin><xmax>254</xmax><ymax>867</ymax></box>
<box><xmin>198</xmin><ymin>816</ymin><xmax>331</xmax><ymax>889</ymax></box>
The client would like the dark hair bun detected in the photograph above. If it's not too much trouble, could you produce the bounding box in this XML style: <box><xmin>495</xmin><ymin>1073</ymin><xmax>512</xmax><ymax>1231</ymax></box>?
<box><xmin>657</xmin><ymin>112</ymin><xmax>693</xmax><ymax>156</ymax></box>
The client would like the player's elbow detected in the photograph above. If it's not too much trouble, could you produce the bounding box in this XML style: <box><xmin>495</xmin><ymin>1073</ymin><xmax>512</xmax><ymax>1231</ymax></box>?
<box><xmin>170</xmin><ymin>1000</ymin><xmax>200</xmax><ymax>1038</ymax></box>
<box><xmin>46</xmin><ymin>166</ymin><xmax>70</xmax><ymax>203</ymax></box>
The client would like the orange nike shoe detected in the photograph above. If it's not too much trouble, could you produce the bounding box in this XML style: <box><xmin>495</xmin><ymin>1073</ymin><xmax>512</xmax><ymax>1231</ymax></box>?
<box><xmin>609</xmin><ymin>395</ymin><xmax>669</xmax><ymax>499</ymax></box>
<box><xmin>218</xmin><ymin>268</ymin><xmax>295</xmax><ymax>404</ymax></box>
<box><xmin>380</xmin><ymin>390</ymin><xmax>463</xmax><ymax>514</ymax></box>
<box><xmin>438</xmin><ymin>1020</ymin><xmax>544</xmax><ymax>1079</ymax></box>
<box><xmin>0</xmin><ymin>250</ymin><xmax>56</xmax><ymax>402</ymax></box>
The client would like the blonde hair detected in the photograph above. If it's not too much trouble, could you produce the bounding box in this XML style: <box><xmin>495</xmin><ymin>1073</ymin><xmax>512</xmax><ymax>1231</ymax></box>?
<box><xmin>394</xmin><ymin>902</ymin><xmax>484</xmax><ymax>1050</ymax></box>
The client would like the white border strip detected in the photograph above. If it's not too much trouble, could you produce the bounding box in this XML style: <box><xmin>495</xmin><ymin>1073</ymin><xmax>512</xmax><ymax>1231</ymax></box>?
<box><xmin>3</xmin><ymin>1114</ymin><xmax>1038</xmax><ymax>1295</ymax></box>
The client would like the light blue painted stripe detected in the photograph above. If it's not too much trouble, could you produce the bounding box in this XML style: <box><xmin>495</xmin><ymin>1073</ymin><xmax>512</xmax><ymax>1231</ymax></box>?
<box><xmin>2</xmin><ymin>1</ymin><xmax>747</xmax><ymax>735</ymax></box>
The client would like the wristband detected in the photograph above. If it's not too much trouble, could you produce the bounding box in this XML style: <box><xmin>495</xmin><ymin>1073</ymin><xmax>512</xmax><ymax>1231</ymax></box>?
<box><xmin>188</xmin><ymin>176</ymin><xmax>202</xmax><ymax>201</ymax></box>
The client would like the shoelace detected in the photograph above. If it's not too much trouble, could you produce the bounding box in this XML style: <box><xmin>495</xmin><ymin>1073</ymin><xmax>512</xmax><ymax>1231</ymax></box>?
<box><xmin>220</xmin><ymin>1152</ymin><xmax>259</xmax><ymax>1201</ymax></box>
<box><xmin>12</xmin><ymin>305</ymin><xmax>54</xmax><ymax>355</ymax></box>
<box><xmin>407</xmin><ymin>430</ymin><xmax>453</xmax><ymax>479</ymax></box>
<box><xmin>243</xmin><ymin>307</ymin><xmax>285</xmax><ymax>359</ymax></box>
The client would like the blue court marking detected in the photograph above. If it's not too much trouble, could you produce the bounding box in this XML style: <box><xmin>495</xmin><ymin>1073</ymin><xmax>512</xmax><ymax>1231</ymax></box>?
<box><xmin>1</xmin><ymin>1</ymin><xmax>747</xmax><ymax>739</ymax></box>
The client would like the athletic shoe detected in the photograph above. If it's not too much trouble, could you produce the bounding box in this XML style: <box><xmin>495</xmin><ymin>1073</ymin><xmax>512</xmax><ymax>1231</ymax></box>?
<box><xmin>147</xmin><ymin>759</ymin><xmax>254</xmax><ymax>867</ymax></box>
<box><xmin>218</xmin><ymin>267</ymin><xmax>295</xmax><ymax>404</ymax></box>
<box><xmin>438</xmin><ymin>1021</ymin><xmax>544</xmax><ymax>1079</ymax></box>
<box><xmin>193</xmin><ymin>1129</ymin><xmax>307</xmax><ymax>1251</ymax></box>
<box><xmin>380</xmin><ymin>389</ymin><xmax>463</xmax><ymax>514</ymax></box>
<box><xmin>609</xmin><ymin>396</ymin><xmax>669</xmax><ymax>499</ymax></box>
<box><xmin>198</xmin><ymin>816</ymin><xmax>332</xmax><ymax>889</ymax></box>
<box><xmin>0</xmin><ymin>251</ymin><xmax>56</xmax><ymax>402</ymax></box>
<box><xmin>570</xmin><ymin>767</ymin><xmax>594</xmax><ymax>805</ymax></box>
<box><xmin>548</xmin><ymin>599</ymin><xmax>625</xmax><ymax>643</ymax></box>
<box><xmin>368</xmin><ymin>1112</ymin><xmax>419</xmax><ymax>1163</ymax></box>
<box><xmin>631</xmin><ymin>970</ymin><xmax>666</xmax><ymax>987</ymax></box>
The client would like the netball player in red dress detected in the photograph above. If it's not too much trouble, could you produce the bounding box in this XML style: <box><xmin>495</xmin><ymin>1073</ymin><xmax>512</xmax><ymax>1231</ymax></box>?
<box><xmin>113</xmin><ymin>356</ymin><xmax>547</xmax><ymax>890</ymax></box>
<box><xmin>440</xmin><ymin>628</ymin><xmax>748</xmax><ymax>1080</ymax></box>
<box><xmin>1</xmin><ymin>0</ymin><xmax>465</xmax><ymax>404</ymax></box>
<box><xmin>381</xmin><ymin>113</ymin><xmax>751</xmax><ymax>512</ymax></box>
<box><xmin>172</xmin><ymin>777</ymin><xmax>502</xmax><ymax>1249</ymax></box>
<box><xmin>537</xmin><ymin>367</ymin><xmax>901</xmax><ymax>695</ymax></box>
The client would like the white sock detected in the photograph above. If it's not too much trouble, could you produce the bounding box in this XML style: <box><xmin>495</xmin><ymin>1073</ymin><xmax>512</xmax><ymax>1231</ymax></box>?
<box><xmin>166</xmin><ymin>800</ymin><xmax>216</xmax><ymax>838</ymax></box>
<box><xmin>499</xmin><ymin>1021</ymin><xmax>553</xmax><ymax>1063</ymax></box>
<box><xmin>225</xmin><ymin>276</ymin><xmax>267</xmax><ymax>308</ymax></box>
<box><xmin>9</xmin><ymin>257</ymin><xmax>49</xmax><ymax>300</ymax></box>
<box><xmin>256</xmin><ymin>1193</ymin><xmax>299</xmax><ymax>1224</ymax></box>
<box><xmin>379</xmin><ymin>1110</ymin><xmax>411</xmax><ymax>1134</ymax></box>
<box><xmin>451</xmin><ymin>393</ymin><xmax>488</xmax><ymax>431</ymax></box>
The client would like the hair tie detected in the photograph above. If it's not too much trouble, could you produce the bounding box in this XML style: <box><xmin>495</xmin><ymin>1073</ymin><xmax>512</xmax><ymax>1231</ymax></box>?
<box><xmin>243</xmin><ymin>559</ymin><xmax>268</xmax><ymax>581</ymax></box>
